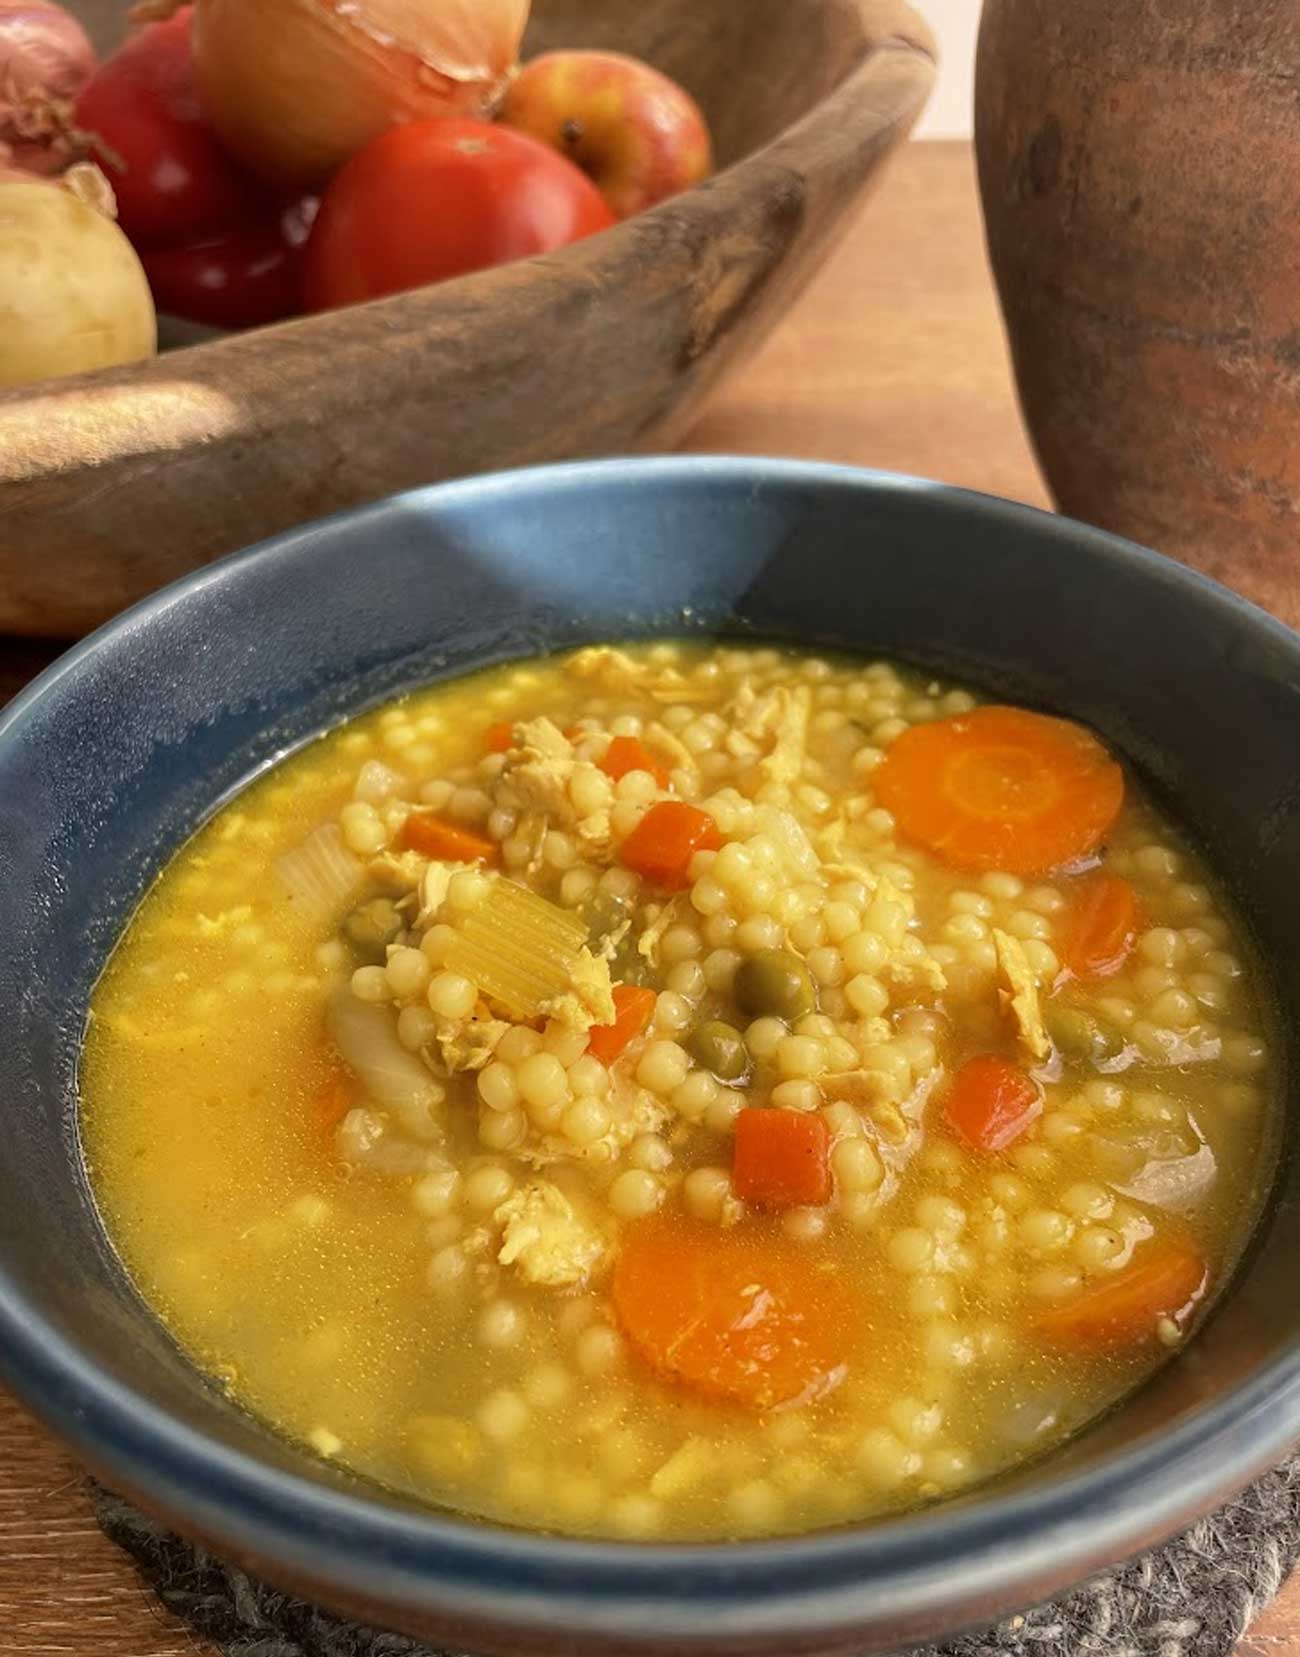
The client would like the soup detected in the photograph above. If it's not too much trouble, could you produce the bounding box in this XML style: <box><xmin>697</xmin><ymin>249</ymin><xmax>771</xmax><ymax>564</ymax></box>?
<box><xmin>81</xmin><ymin>643</ymin><xmax>1278</xmax><ymax>1542</ymax></box>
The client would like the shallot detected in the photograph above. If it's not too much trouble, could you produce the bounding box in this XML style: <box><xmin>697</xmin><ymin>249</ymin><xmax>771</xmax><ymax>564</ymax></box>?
<box><xmin>0</xmin><ymin>0</ymin><xmax>95</xmax><ymax>174</ymax></box>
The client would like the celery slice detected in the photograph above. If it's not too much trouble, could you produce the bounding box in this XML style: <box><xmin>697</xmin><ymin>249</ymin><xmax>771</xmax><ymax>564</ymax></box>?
<box><xmin>444</xmin><ymin>880</ymin><xmax>588</xmax><ymax>1019</ymax></box>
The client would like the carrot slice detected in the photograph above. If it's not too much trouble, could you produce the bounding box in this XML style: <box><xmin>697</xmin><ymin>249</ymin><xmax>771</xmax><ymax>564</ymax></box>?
<box><xmin>874</xmin><ymin>706</ymin><xmax>1124</xmax><ymax>876</ymax></box>
<box><xmin>587</xmin><ymin>984</ymin><xmax>657</xmax><ymax>1066</ymax></box>
<box><xmin>733</xmin><ymin>1109</ymin><xmax>831</xmax><ymax>1208</ymax></box>
<box><xmin>1036</xmin><ymin>1237</ymin><xmax>1208</xmax><ymax>1349</ymax></box>
<box><xmin>601</xmin><ymin>735</ymin><xmax>670</xmax><ymax>790</ymax></box>
<box><xmin>619</xmin><ymin>801</ymin><xmax>722</xmax><ymax>891</ymax></box>
<box><xmin>945</xmin><ymin>1054</ymin><xmax>1042</xmax><ymax>1152</ymax></box>
<box><xmin>1059</xmin><ymin>872</ymin><xmax>1142</xmax><ymax>982</ymax></box>
<box><xmin>401</xmin><ymin>812</ymin><xmax>500</xmax><ymax>866</ymax></box>
<box><xmin>485</xmin><ymin>721</ymin><xmax>515</xmax><ymax>753</ymax></box>
<box><xmin>612</xmin><ymin>1215</ymin><xmax>849</xmax><ymax>1410</ymax></box>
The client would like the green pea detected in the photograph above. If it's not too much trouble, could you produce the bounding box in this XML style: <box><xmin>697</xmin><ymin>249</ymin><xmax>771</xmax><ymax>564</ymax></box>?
<box><xmin>1046</xmin><ymin>1005</ymin><xmax>1125</xmax><ymax>1067</ymax></box>
<box><xmin>342</xmin><ymin>897</ymin><xmax>403</xmax><ymax>963</ymax></box>
<box><xmin>734</xmin><ymin>949</ymin><xmax>817</xmax><ymax>1022</ymax></box>
<box><xmin>689</xmin><ymin>1021</ymin><xmax>750</xmax><ymax>1082</ymax></box>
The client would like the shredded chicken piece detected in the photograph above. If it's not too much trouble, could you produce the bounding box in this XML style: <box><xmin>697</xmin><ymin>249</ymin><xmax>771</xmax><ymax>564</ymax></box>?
<box><xmin>643</xmin><ymin>720</ymin><xmax>694</xmax><ymax>774</ymax></box>
<box><xmin>993</xmin><ymin>928</ymin><xmax>1051</xmax><ymax>1062</ymax></box>
<box><xmin>497</xmin><ymin>718</ymin><xmax>580</xmax><ymax>827</ymax></box>
<box><xmin>575</xmin><ymin>810</ymin><xmax>614</xmax><ymax>858</ymax></box>
<box><xmin>637</xmin><ymin>899</ymin><xmax>684</xmax><ymax>967</ymax></box>
<box><xmin>821</xmin><ymin>1061</ymin><xmax>925</xmax><ymax>1130</ymax></box>
<box><xmin>566</xmin><ymin>645</ymin><xmax>647</xmax><ymax>687</ymax></box>
<box><xmin>760</xmin><ymin>685</ymin><xmax>812</xmax><ymax>786</ymax></box>
<box><xmin>816</xmin><ymin>813</ymin><xmax>880</xmax><ymax>883</ymax></box>
<box><xmin>365</xmin><ymin>849</ymin><xmax>426</xmax><ymax>897</ymax></box>
<box><xmin>724</xmin><ymin>682</ymin><xmax>811</xmax><ymax>786</ymax></box>
<box><xmin>566</xmin><ymin>647</ymin><xmax>711</xmax><ymax>702</ymax></box>
<box><xmin>516</xmin><ymin>717</ymin><xmax>572</xmax><ymax>762</ymax></box>
<box><xmin>460</xmin><ymin>1224</ymin><xmax>497</xmax><ymax>1259</ymax></box>
<box><xmin>495</xmin><ymin>1181</ymin><xmax>608</xmax><ymax>1287</ymax></box>
<box><xmin>822</xmin><ymin>1069</ymin><xmax>893</xmax><ymax>1109</ymax></box>
<box><xmin>430</xmin><ymin>1018</ymin><xmax>509</xmax><ymax>1074</ymax></box>
<box><xmin>871</xmin><ymin>1102</ymin><xmax>911</xmax><ymax>1146</ymax></box>
<box><xmin>503</xmin><ymin>767</ymin><xmax>573</xmax><ymax>825</ymax></box>
<box><xmin>416</xmin><ymin>860</ymin><xmax>469</xmax><ymax>927</ymax></box>
<box><xmin>883</xmin><ymin>950</ymin><xmax>949</xmax><ymax>997</ymax></box>
<box><xmin>541</xmin><ymin>946</ymin><xmax>616</xmax><ymax>1030</ymax></box>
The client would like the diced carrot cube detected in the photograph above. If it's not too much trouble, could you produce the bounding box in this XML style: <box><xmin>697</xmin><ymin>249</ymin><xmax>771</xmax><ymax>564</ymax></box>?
<box><xmin>619</xmin><ymin>802</ymin><xmax>722</xmax><ymax>892</ymax></box>
<box><xmin>733</xmin><ymin>1108</ymin><xmax>831</xmax><ymax>1207</ymax></box>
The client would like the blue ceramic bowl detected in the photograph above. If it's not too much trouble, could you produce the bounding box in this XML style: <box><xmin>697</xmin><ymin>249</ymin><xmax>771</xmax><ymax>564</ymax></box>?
<box><xmin>1</xmin><ymin>458</ymin><xmax>1298</xmax><ymax>1657</ymax></box>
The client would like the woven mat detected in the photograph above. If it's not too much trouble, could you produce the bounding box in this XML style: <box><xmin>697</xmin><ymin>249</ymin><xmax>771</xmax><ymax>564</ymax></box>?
<box><xmin>91</xmin><ymin>1457</ymin><xmax>1300</xmax><ymax>1657</ymax></box>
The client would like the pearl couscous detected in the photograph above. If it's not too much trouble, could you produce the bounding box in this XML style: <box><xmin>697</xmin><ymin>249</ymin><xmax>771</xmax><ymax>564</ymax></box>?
<box><xmin>81</xmin><ymin>643</ymin><xmax>1278</xmax><ymax>1541</ymax></box>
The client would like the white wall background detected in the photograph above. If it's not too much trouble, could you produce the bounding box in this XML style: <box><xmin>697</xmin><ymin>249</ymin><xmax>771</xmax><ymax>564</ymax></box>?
<box><xmin>915</xmin><ymin>0</ymin><xmax>978</xmax><ymax>139</ymax></box>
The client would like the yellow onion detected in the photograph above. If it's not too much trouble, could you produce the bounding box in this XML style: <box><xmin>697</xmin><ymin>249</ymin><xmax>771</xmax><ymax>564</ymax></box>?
<box><xmin>0</xmin><ymin>163</ymin><xmax>156</xmax><ymax>387</ymax></box>
<box><xmin>191</xmin><ymin>0</ymin><xmax>533</xmax><ymax>187</ymax></box>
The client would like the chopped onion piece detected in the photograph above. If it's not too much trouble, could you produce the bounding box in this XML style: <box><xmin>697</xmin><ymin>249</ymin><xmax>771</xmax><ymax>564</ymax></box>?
<box><xmin>276</xmin><ymin>824</ymin><xmax>363</xmax><ymax>927</ymax></box>
<box><xmin>329</xmin><ymin>992</ymin><xmax>443</xmax><ymax>1141</ymax></box>
<box><xmin>1118</xmin><ymin>1143</ymin><xmax>1217</xmax><ymax>1212</ymax></box>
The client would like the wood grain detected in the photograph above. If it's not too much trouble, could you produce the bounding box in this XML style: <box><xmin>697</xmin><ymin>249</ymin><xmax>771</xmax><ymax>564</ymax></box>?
<box><xmin>2</xmin><ymin>140</ymin><xmax>1296</xmax><ymax>1656</ymax></box>
<box><xmin>0</xmin><ymin>0</ymin><xmax>934</xmax><ymax>639</ymax></box>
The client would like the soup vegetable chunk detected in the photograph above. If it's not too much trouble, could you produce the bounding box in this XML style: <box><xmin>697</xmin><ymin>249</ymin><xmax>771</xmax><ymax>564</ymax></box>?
<box><xmin>82</xmin><ymin>643</ymin><xmax>1277</xmax><ymax>1541</ymax></box>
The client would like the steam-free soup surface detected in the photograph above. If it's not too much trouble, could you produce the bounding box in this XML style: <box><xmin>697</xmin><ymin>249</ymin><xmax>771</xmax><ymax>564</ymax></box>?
<box><xmin>82</xmin><ymin>643</ymin><xmax>1277</xmax><ymax>1541</ymax></box>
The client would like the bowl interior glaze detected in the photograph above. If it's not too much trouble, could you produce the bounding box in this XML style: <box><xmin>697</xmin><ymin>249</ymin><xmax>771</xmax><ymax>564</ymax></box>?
<box><xmin>1</xmin><ymin>458</ymin><xmax>1298</xmax><ymax>1656</ymax></box>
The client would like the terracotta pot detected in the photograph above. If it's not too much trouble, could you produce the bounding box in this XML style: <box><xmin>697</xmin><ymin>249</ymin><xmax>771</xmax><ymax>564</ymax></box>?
<box><xmin>977</xmin><ymin>0</ymin><xmax>1300</xmax><ymax>620</ymax></box>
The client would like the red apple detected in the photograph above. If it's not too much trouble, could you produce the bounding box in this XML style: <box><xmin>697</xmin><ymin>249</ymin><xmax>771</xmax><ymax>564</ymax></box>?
<box><xmin>499</xmin><ymin>50</ymin><xmax>713</xmax><ymax>220</ymax></box>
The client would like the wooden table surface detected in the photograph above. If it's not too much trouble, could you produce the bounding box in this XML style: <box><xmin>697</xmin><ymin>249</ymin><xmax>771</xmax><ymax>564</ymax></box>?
<box><xmin>1</xmin><ymin>140</ymin><xmax>1294</xmax><ymax>1656</ymax></box>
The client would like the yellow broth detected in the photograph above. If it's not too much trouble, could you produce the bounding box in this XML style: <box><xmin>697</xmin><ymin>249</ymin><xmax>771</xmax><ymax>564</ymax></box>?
<box><xmin>81</xmin><ymin>643</ymin><xmax>1279</xmax><ymax>1541</ymax></box>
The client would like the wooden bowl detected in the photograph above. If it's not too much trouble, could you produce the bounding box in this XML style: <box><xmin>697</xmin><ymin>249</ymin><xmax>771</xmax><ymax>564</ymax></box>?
<box><xmin>0</xmin><ymin>0</ymin><xmax>933</xmax><ymax>638</ymax></box>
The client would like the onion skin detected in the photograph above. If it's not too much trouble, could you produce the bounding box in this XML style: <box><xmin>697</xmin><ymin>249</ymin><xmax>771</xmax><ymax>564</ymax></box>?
<box><xmin>192</xmin><ymin>0</ymin><xmax>533</xmax><ymax>187</ymax></box>
<box><xmin>0</xmin><ymin>0</ymin><xmax>96</xmax><ymax>175</ymax></box>
<box><xmin>75</xmin><ymin>6</ymin><xmax>274</xmax><ymax>247</ymax></box>
<box><xmin>0</xmin><ymin>169</ymin><xmax>156</xmax><ymax>387</ymax></box>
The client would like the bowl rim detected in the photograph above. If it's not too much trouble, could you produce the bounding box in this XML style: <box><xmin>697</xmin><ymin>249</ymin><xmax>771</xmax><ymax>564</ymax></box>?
<box><xmin>3</xmin><ymin>455</ymin><xmax>1300</xmax><ymax>1645</ymax></box>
